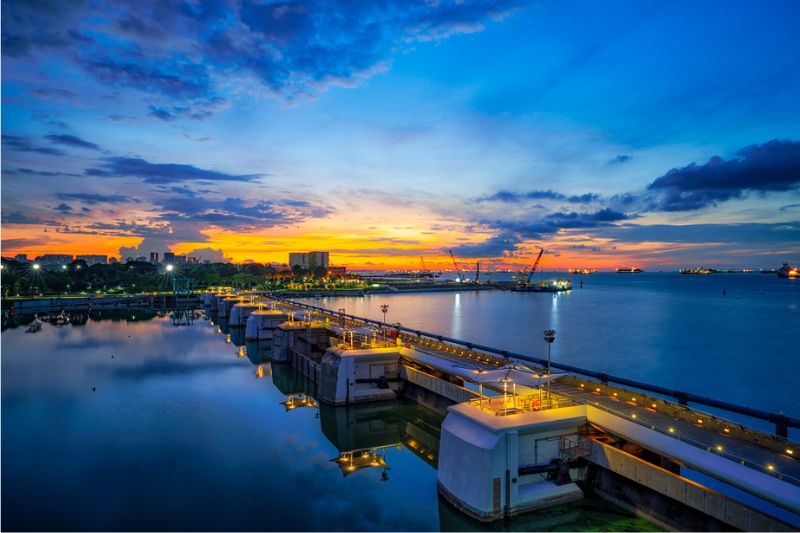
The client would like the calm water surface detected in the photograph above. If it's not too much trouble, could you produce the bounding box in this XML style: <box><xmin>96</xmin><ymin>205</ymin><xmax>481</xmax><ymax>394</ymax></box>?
<box><xmin>307</xmin><ymin>272</ymin><xmax>800</xmax><ymax>427</ymax></box>
<box><xmin>2</xmin><ymin>308</ymin><xmax>657</xmax><ymax>531</ymax></box>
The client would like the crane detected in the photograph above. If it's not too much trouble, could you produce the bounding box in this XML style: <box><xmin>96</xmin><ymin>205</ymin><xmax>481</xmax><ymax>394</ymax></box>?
<box><xmin>448</xmin><ymin>249</ymin><xmax>464</xmax><ymax>282</ymax></box>
<box><xmin>420</xmin><ymin>256</ymin><xmax>429</xmax><ymax>275</ymax></box>
<box><xmin>521</xmin><ymin>248</ymin><xmax>545</xmax><ymax>285</ymax></box>
<box><xmin>475</xmin><ymin>261</ymin><xmax>480</xmax><ymax>283</ymax></box>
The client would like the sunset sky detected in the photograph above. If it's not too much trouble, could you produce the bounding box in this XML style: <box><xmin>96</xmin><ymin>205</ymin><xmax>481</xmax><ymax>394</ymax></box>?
<box><xmin>2</xmin><ymin>0</ymin><xmax>800</xmax><ymax>270</ymax></box>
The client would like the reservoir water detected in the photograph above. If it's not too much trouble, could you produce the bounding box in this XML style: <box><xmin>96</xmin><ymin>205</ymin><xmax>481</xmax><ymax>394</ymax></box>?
<box><xmin>3</xmin><ymin>272</ymin><xmax>798</xmax><ymax>530</ymax></box>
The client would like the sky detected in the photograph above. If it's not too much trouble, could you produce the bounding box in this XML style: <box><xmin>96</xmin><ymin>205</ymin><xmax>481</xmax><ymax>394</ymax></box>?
<box><xmin>2</xmin><ymin>0</ymin><xmax>800</xmax><ymax>270</ymax></box>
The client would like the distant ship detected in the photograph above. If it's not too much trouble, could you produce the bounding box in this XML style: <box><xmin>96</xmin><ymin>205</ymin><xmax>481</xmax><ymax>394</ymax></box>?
<box><xmin>615</xmin><ymin>267</ymin><xmax>643</xmax><ymax>273</ymax></box>
<box><xmin>679</xmin><ymin>268</ymin><xmax>715</xmax><ymax>275</ymax></box>
<box><xmin>511</xmin><ymin>279</ymin><xmax>572</xmax><ymax>292</ymax></box>
<box><xmin>777</xmin><ymin>263</ymin><xmax>799</xmax><ymax>278</ymax></box>
<box><xmin>568</xmin><ymin>268</ymin><xmax>597</xmax><ymax>275</ymax></box>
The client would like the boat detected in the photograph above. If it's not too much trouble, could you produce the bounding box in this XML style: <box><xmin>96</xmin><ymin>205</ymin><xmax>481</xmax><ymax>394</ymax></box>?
<box><xmin>777</xmin><ymin>263</ymin><xmax>799</xmax><ymax>278</ymax></box>
<box><xmin>567</xmin><ymin>268</ymin><xmax>597</xmax><ymax>275</ymax></box>
<box><xmin>679</xmin><ymin>268</ymin><xmax>715</xmax><ymax>275</ymax></box>
<box><xmin>511</xmin><ymin>279</ymin><xmax>572</xmax><ymax>292</ymax></box>
<box><xmin>615</xmin><ymin>267</ymin><xmax>643</xmax><ymax>273</ymax></box>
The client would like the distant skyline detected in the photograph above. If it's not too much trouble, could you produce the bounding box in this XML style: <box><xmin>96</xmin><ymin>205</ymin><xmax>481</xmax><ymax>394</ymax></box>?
<box><xmin>2</xmin><ymin>0</ymin><xmax>800</xmax><ymax>269</ymax></box>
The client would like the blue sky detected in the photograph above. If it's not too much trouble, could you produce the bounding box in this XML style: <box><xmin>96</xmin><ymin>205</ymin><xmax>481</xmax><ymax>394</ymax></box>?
<box><xmin>2</xmin><ymin>0</ymin><xmax>799</xmax><ymax>268</ymax></box>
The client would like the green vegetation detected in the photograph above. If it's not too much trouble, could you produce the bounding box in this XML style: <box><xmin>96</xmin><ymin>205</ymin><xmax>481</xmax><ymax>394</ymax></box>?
<box><xmin>0</xmin><ymin>259</ymin><xmax>365</xmax><ymax>298</ymax></box>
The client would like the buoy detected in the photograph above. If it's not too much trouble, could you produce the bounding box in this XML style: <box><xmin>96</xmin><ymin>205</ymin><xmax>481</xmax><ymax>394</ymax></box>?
<box><xmin>532</xmin><ymin>399</ymin><xmax>542</xmax><ymax>411</ymax></box>
<box><xmin>92</xmin><ymin>387</ymin><xmax>96</xmax><ymax>392</ymax></box>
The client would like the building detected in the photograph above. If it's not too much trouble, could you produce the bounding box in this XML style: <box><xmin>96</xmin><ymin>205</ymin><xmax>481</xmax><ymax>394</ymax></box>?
<box><xmin>150</xmin><ymin>252</ymin><xmax>159</xmax><ymax>264</ymax></box>
<box><xmin>328</xmin><ymin>266</ymin><xmax>347</xmax><ymax>276</ymax></box>
<box><xmin>163</xmin><ymin>252</ymin><xmax>175</xmax><ymax>263</ymax></box>
<box><xmin>15</xmin><ymin>254</ymin><xmax>29</xmax><ymax>263</ymax></box>
<box><xmin>76</xmin><ymin>255</ymin><xmax>107</xmax><ymax>266</ymax></box>
<box><xmin>109</xmin><ymin>257</ymin><xmax>119</xmax><ymax>264</ymax></box>
<box><xmin>289</xmin><ymin>251</ymin><xmax>330</xmax><ymax>270</ymax></box>
<box><xmin>187</xmin><ymin>256</ymin><xmax>198</xmax><ymax>264</ymax></box>
<box><xmin>36</xmin><ymin>254</ymin><xmax>73</xmax><ymax>265</ymax></box>
<box><xmin>289</xmin><ymin>252</ymin><xmax>309</xmax><ymax>270</ymax></box>
<box><xmin>309</xmin><ymin>251</ymin><xmax>330</xmax><ymax>269</ymax></box>
<box><xmin>175</xmin><ymin>255</ymin><xmax>187</xmax><ymax>264</ymax></box>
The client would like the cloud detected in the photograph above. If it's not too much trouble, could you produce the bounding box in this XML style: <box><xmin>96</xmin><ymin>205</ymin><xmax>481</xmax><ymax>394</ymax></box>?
<box><xmin>609</xmin><ymin>154</ymin><xmax>632</xmax><ymax>165</ymax></box>
<box><xmin>478</xmin><ymin>190</ymin><xmax>601</xmax><ymax>204</ymax></box>
<box><xmin>2</xmin><ymin>134</ymin><xmax>64</xmax><ymax>156</ymax></box>
<box><xmin>184</xmin><ymin>247</ymin><xmax>229</xmax><ymax>263</ymax></box>
<box><xmin>648</xmin><ymin>139</ymin><xmax>800</xmax><ymax>211</ymax></box>
<box><xmin>7</xmin><ymin>167</ymin><xmax>82</xmax><ymax>177</ymax></box>
<box><xmin>56</xmin><ymin>193</ymin><xmax>141</xmax><ymax>205</ymax></box>
<box><xmin>2</xmin><ymin>212</ymin><xmax>46</xmax><ymax>225</ymax></box>
<box><xmin>155</xmin><ymin>195</ymin><xmax>333</xmax><ymax>232</ymax></box>
<box><xmin>454</xmin><ymin>208</ymin><xmax>630</xmax><ymax>257</ymax></box>
<box><xmin>85</xmin><ymin>157</ymin><xmax>262</xmax><ymax>184</ymax></box>
<box><xmin>46</xmin><ymin>134</ymin><xmax>101</xmax><ymax>151</ymax></box>
<box><xmin>54</xmin><ymin>203</ymin><xmax>73</xmax><ymax>213</ymax></box>
<box><xmin>1</xmin><ymin>237</ymin><xmax>51</xmax><ymax>250</ymax></box>
<box><xmin>3</xmin><ymin>0</ymin><xmax>523</xmax><ymax>107</ymax></box>
<box><xmin>147</xmin><ymin>98</ymin><xmax>229</xmax><ymax>122</ymax></box>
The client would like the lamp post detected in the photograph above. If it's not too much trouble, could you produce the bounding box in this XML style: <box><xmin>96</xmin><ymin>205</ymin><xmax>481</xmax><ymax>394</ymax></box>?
<box><xmin>338</xmin><ymin>308</ymin><xmax>346</xmax><ymax>328</ymax></box>
<box><xmin>544</xmin><ymin>329</ymin><xmax>556</xmax><ymax>401</ymax></box>
<box><xmin>380</xmin><ymin>304</ymin><xmax>389</xmax><ymax>342</ymax></box>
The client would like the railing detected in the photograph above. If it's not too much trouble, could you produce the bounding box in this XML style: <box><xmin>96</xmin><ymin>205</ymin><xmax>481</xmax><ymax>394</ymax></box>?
<box><xmin>466</xmin><ymin>392</ymin><xmax>576</xmax><ymax>416</ymax></box>
<box><xmin>271</xmin><ymin>295</ymin><xmax>800</xmax><ymax>439</ymax></box>
<box><xmin>585</xmin><ymin>399</ymin><xmax>800</xmax><ymax>486</ymax></box>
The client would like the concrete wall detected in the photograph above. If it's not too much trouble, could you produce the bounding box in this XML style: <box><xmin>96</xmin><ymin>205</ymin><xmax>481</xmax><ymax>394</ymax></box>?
<box><xmin>400</xmin><ymin>365</ymin><xmax>478</xmax><ymax>404</ymax></box>
<box><xmin>590</xmin><ymin>440</ymin><xmax>794</xmax><ymax>531</ymax></box>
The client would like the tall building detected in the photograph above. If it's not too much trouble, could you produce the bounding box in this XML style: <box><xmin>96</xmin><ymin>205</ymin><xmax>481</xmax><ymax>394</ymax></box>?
<box><xmin>309</xmin><ymin>251</ymin><xmax>330</xmax><ymax>269</ymax></box>
<box><xmin>163</xmin><ymin>252</ymin><xmax>175</xmax><ymax>263</ymax></box>
<box><xmin>175</xmin><ymin>255</ymin><xmax>187</xmax><ymax>264</ymax></box>
<box><xmin>289</xmin><ymin>252</ymin><xmax>309</xmax><ymax>269</ymax></box>
<box><xmin>76</xmin><ymin>255</ymin><xmax>107</xmax><ymax>266</ymax></box>
<box><xmin>150</xmin><ymin>252</ymin><xmax>159</xmax><ymax>264</ymax></box>
<box><xmin>15</xmin><ymin>254</ymin><xmax>29</xmax><ymax>263</ymax></box>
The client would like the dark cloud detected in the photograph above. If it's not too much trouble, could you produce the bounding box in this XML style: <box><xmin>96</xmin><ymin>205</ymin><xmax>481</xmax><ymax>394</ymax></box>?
<box><xmin>31</xmin><ymin>87</ymin><xmax>78</xmax><ymax>102</ymax></box>
<box><xmin>2</xmin><ymin>134</ymin><xmax>64</xmax><ymax>156</ymax></box>
<box><xmin>3</xmin><ymin>0</ymin><xmax>522</xmax><ymax>107</ymax></box>
<box><xmin>454</xmin><ymin>208</ymin><xmax>630</xmax><ymax>257</ymax></box>
<box><xmin>85</xmin><ymin>157</ymin><xmax>262</xmax><ymax>184</ymax></box>
<box><xmin>2</xmin><ymin>212</ymin><xmax>45</xmax><ymax>225</ymax></box>
<box><xmin>54</xmin><ymin>203</ymin><xmax>73</xmax><ymax>213</ymax></box>
<box><xmin>449</xmin><ymin>232</ymin><xmax>521</xmax><ymax>258</ymax></box>
<box><xmin>147</xmin><ymin>98</ymin><xmax>229</xmax><ymax>122</ymax></box>
<box><xmin>648</xmin><ymin>139</ymin><xmax>800</xmax><ymax>211</ymax></box>
<box><xmin>155</xmin><ymin>195</ymin><xmax>333</xmax><ymax>232</ymax></box>
<box><xmin>478</xmin><ymin>190</ymin><xmax>600</xmax><ymax>204</ymax></box>
<box><xmin>56</xmin><ymin>193</ymin><xmax>141</xmax><ymax>205</ymax></box>
<box><xmin>46</xmin><ymin>134</ymin><xmax>101</xmax><ymax>151</ymax></box>
<box><xmin>8</xmin><ymin>167</ymin><xmax>82</xmax><ymax>177</ymax></box>
<box><xmin>609</xmin><ymin>154</ymin><xmax>632</xmax><ymax>165</ymax></box>
<box><xmin>1</xmin><ymin>237</ymin><xmax>51</xmax><ymax>249</ymax></box>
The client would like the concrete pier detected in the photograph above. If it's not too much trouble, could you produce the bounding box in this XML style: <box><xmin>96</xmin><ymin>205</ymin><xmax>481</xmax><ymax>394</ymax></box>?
<box><xmin>203</xmin><ymin>293</ymin><xmax>800</xmax><ymax>529</ymax></box>
<box><xmin>228</xmin><ymin>301</ymin><xmax>261</xmax><ymax>327</ymax></box>
<box><xmin>244</xmin><ymin>309</ymin><xmax>288</xmax><ymax>341</ymax></box>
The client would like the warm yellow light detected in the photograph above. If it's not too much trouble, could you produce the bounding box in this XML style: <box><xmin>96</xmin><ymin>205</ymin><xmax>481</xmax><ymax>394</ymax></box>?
<box><xmin>697</xmin><ymin>419</ymin><xmax>703</xmax><ymax>424</ymax></box>
<box><xmin>668</xmin><ymin>427</ymin><xmax>675</xmax><ymax>433</ymax></box>
<box><xmin>651</xmin><ymin>403</ymin><xmax>657</xmax><ymax>408</ymax></box>
<box><xmin>631</xmin><ymin>413</ymin><xmax>637</xmax><ymax>419</ymax></box>
<box><xmin>787</xmin><ymin>449</ymin><xmax>794</xmax><ymax>455</ymax></box>
<box><xmin>723</xmin><ymin>428</ymin><xmax>730</xmax><ymax>433</ymax></box>
<box><xmin>612</xmin><ymin>392</ymin><xmax>618</xmax><ymax>397</ymax></box>
<box><xmin>595</xmin><ymin>388</ymin><xmax>601</xmax><ymax>393</ymax></box>
<box><xmin>715</xmin><ymin>445</ymin><xmax>723</xmax><ymax>452</ymax></box>
<box><xmin>767</xmin><ymin>464</ymin><xmax>775</xmax><ymax>471</ymax></box>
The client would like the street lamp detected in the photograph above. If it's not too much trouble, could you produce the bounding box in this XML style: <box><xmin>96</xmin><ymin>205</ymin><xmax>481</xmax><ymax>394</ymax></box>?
<box><xmin>32</xmin><ymin>263</ymin><xmax>41</xmax><ymax>270</ymax></box>
<box><xmin>381</xmin><ymin>304</ymin><xmax>389</xmax><ymax>342</ymax></box>
<box><xmin>338</xmin><ymin>308</ymin><xmax>346</xmax><ymax>328</ymax></box>
<box><xmin>544</xmin><ymin>329</ymin><xmax>556</xmax><ymax>400</ymax></box>
<box><xmin>165</xmin><ymin>264</ymin><xmax>174</xmax><ymax>272</ymax></box>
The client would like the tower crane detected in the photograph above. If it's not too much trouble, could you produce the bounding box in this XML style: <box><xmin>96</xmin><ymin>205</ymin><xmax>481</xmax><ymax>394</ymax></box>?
<box><xmin>520</xmin><ymin>248</ymin><xmax>545</xmax><ymax>286</ymax></box>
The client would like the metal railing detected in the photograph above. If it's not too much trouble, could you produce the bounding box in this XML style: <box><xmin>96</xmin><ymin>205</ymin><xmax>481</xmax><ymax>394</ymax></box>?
<box><xmin>270</xmin><ymin>296</ymin><xmax>800</xmax><ymax>439</ymax></box>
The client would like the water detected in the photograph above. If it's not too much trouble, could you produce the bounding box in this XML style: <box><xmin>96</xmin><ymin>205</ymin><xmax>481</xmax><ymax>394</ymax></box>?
<box><xmin>306</xmin><ymin>272</ymin><xmax>800</xmax><ymax>430</ymax></box>
<box><xmin>2</xmin><ymin>309</ymin><xmax>657</xmax><ymax>531</ymax></box>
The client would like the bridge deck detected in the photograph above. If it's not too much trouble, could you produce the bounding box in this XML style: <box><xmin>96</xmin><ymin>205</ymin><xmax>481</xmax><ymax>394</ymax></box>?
<box><xmin>269</xmin><ymin>297</ymin><xmax>800</xmax><ymax>492</ymax></box>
